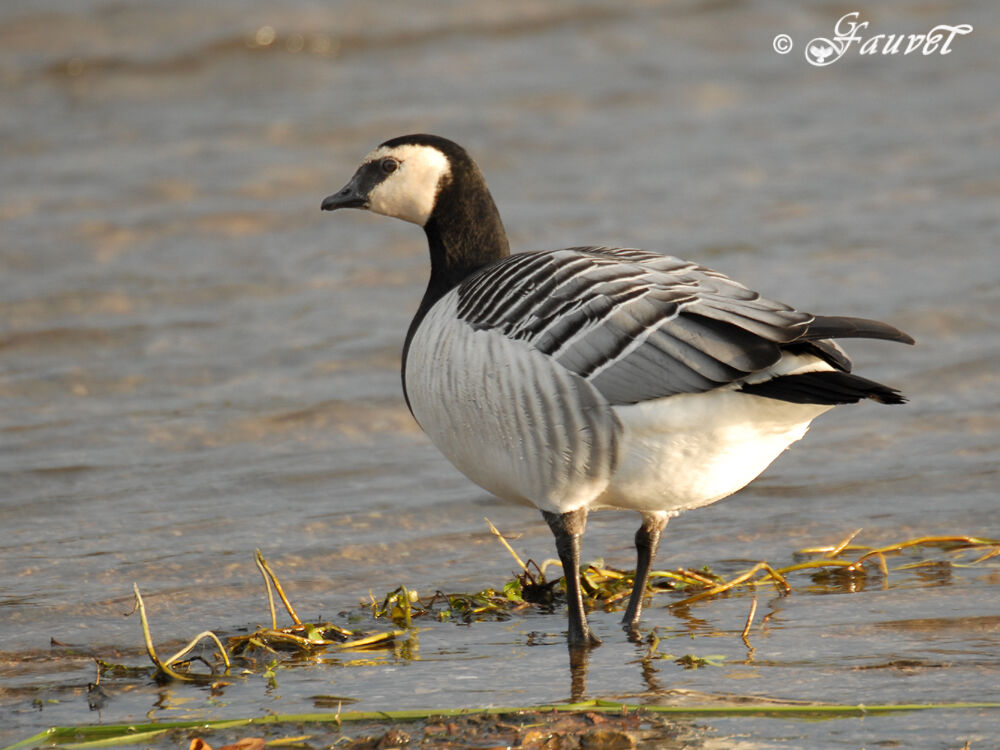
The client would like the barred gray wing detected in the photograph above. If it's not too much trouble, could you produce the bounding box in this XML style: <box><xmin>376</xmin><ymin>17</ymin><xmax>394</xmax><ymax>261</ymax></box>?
<box><xmin>455</xmin><ymin>247</ymin><xmax>814</xmax><ymax>405</ymax></box>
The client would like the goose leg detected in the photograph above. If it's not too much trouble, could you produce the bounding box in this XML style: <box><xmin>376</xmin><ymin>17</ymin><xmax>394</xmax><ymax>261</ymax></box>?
<box><xmin>542</xmin><ymin>508</ymin><xmax>601</xmax><ymax>648</ymax></box>
<box><xmin>622</xmin><ymin>512</ymin><xmax>669</xmax><ymax>634</ymax></box>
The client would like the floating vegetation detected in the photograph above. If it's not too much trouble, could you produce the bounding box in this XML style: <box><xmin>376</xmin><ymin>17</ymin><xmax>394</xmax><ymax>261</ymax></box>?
<box><xmin>110</xmin><ymin>529</ymin><xmax>1000</xmax><ymax>703</ymax></box>
<box><xmin>785</xmin><ymin>530</ymin><xmax>1000</xmax><ymax>593</ymax></box>
<box><xmin>228</xmin><ymin>550</ymin><xmax>405</xmax><ymax>656</ymax></box>
<box><xmin>642</xmin><ymin>628</ymin><xmax>729</xmax><ymax>670</ymax></box>
<box><xmin>132</xmin><ymin>583</ymin><xmax>230</xmax><ymax>683</ymax></box>
<box><xmin>357</xmin><ymin>523</ymin><xmax>1000</xmax><ymax>634</ymax></box>
<box><xmin>124</xmin><ymin>528</ymin><xmax>1000</xmax><ymax>684</ymax></box>
<box><xmin>129</xmin><ymin>550</ymin><xmax>406</xmax><ymax>683</ymax></box>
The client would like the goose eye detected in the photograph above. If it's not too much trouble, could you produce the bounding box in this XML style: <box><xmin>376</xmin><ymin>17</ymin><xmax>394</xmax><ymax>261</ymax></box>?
<box><xmin>380</xmin><ymin>157</ymin><xmax>400</xmax><ymax>174</ymax></box>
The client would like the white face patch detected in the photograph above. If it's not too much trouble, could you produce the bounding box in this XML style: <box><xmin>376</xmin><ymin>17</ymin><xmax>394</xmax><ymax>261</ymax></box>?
<box><xmin>364</xmin><ymin>144</ymin><xmax>451</xmax><ymax>226</ymax></box>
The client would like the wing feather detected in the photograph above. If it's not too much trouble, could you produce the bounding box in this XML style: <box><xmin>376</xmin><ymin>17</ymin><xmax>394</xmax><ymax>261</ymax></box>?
<box><xmin>456</xmin><ymin>246</ymin><xmax>815</xmax><ymax>404</ymax></box>
<box><xmin>454</xmin><ymin>247</ymin><xmax>911</xmax><ymax>405</ymax></box>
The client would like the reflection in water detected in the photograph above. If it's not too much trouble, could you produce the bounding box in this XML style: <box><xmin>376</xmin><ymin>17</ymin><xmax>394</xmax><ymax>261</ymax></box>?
<box><xmin>912</xmin><ymin>562</ymin><xmax>954</xmax><ymax>587</ymax></box>
<box><xmin>568</xmin><ymin>644</ymin><xmax>590</xmax><ymax>703</ymax></box>
<box><xmin>662</xmin><ymin>605</ymin><xmax>719</xmax><ymax>637</ymax></box>
<box><xmin>535</xmin><ymin>632</ymin><xmax>665</xmax><ymax>703</ymax></box>
<box><xmin>634</xmin><ymin>642</ymin><xmax>667</xmax><ymax>696</ymax></box>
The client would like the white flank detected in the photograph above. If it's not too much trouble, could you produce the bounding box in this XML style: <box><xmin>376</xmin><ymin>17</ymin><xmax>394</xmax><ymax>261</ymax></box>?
<box><xmin>595</xmin><ymin>388</ymin><xmax>833</xmax><ymax>514</ymax></box>
<box><xmin>599</xmin><ymin>351</ymin><xmax>837</xmax><ymax>513</ymax></box>
<box><xmin>365</xmin><ymin>144</ymin><xmax>451</xmax><ymax>226</ymax></box>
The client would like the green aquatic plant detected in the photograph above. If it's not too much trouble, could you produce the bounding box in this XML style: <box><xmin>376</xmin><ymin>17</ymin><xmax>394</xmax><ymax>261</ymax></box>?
<box><xmin>131</xmin><ymin>583</ymin><xmax>230</xmax><ymax>683</ymax></box>
<box><xmin>131</xmin><ymin>550</ymin><xmax>406</xmax><ymax>683</ymax></box>
<box><xmin>6</xmin><ymin>700</ymin><xmax>1000</xmax><ymax>750</ymax></box>
<box><xmin>123</xmin><ymin>530</ymin><xmax>1000</xmax><ymax>686</ymax></box>
<box><xmin>226</xmin><ymin>550</ymin><xmax>406</xmax><ymax>657</ymax></box>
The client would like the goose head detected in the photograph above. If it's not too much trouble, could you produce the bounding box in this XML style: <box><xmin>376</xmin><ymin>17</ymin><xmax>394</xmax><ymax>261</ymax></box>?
<box><xmin>321</xmin><ymin>134</ymin><xmax>459</xmax><ymax>226</ymax></box>
<box><xmin>322</xmin><ymin>134</ymin><xmax>510</xmax><ymax>289</ymax></box>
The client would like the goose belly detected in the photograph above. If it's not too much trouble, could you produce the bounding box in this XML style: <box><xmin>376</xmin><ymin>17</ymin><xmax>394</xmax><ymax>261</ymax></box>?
<box><xmin>596</xmin><ymin>390</ymin><xmax>834</xmax><ymax>514</ymax></box>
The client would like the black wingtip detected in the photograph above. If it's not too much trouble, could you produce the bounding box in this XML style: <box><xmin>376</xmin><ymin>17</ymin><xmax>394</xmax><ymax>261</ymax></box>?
<box><xmin>741</xmin><ymin>371</ymin><xmax>908</xmax><ymax>405</ymax></box>
<box><xmin>805</xmin><ymin>315</ymin><xmax>915</xmax><ymax>345</ymax></box>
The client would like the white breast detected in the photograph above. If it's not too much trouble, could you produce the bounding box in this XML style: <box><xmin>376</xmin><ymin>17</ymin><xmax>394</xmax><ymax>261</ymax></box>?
<box><xmin>405</xmin><ymin>294</ymin><xmax>620</xmax><ymax>514</ymax></box>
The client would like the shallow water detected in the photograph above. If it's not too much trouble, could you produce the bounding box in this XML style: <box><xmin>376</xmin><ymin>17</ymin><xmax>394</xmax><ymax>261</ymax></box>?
<box><xmin>2</xmin><ymin>0</ymin><xmax>999</xmax><ymax>747</ymax></box>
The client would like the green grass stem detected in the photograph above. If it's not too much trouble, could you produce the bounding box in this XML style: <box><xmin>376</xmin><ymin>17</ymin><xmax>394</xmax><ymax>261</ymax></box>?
<box><xmin>5</xmin><ymin>700</ymin><xmax>1000</xmax><ymax>750</ymax></box>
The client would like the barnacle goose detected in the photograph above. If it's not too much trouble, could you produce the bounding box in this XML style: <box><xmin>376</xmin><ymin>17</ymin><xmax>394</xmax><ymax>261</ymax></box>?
<box><xmin>322</xmin><ymin>134</ymin><xmax>913</xmax><ymax>648</ymax></box>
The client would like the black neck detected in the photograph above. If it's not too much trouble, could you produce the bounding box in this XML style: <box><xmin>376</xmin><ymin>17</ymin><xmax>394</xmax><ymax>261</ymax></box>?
<box><xmin>401</xmin><ymin>168</ymin><xmax>510</xmax><ymax>410</ymax></box>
